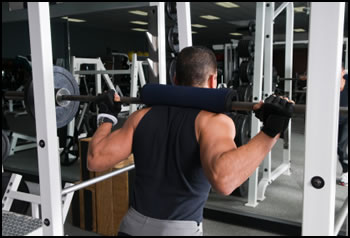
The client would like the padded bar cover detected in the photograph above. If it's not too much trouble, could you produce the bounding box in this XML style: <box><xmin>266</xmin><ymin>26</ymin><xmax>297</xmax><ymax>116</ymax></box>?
<box><xmin>140</xmin><ymin>84</ymin><xmax>235</xmax><ymax>113</ymax></box>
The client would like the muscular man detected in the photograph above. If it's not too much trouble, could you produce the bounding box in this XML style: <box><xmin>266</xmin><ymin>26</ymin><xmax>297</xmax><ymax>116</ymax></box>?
<box><xmin>87</xmin><ymin>46</ymin><xmax>294</xmax><ymax>236</ymax></box>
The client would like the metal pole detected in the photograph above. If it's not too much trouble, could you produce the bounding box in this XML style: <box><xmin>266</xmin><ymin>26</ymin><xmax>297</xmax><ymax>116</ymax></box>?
<box><xmin>62</xmin><ymin>164</ymin><xmax>135</xmax><ymax>196</ymax></box>
<box><xmin>129</xmin><ymin>53</ymin><xmax>139</xmax><ymax>115</ymax></box>
<box><xmin>246</xmin><ymin>2</ymin><xmax>266</xmax><ymax>208</ymax></box>
<box><xmin>283</xmin><ymin>2</ymin><xmax>294</xmax><ymax>176</ymax></box>
<box><xmin>302</xmin><ymin>2</ymin><xmax>345</xmax><ymax>236</ymax></box>
<box><xmin>258</xmin><ymin>1</ymin><xmax>274</xmax><ymax>202</ymax></box>
<box><xmin>177</xmin><ymin>2</ymin><xmax>192</xmax><ymax>51</ymax></box>
<box><xmin>66</xmin><ymin>18</ymin><xmax>71</xmax><ymax>72</ymax></box>
<box><xmin>150</xmin><ymin>2</ymin><xmax>166</xmax><ymax>85</ymax></box>
<box><xmin>345</xmin><ymin>38</ymin><xmax>348</xmax><ymax>71</ymax></box>
<box><xmin>27</xmin><ymin>2</ymin><xmax>64</xmax><ymax>235</ymax></box>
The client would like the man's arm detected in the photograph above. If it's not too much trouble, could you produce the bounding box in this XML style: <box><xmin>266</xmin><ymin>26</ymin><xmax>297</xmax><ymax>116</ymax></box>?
<box><xmin>198</xmin><ymin>112</ymin><xmax>279</xmax><ymax>195</ymax></box>
<box><xmin>340</xmin><ymin>75</ymin><xmax>346</xmax><ymax>92</ymax></box>
<box><xmin>87</xmin><ymin>108</ymin><xmax>149</xmax><ymax>172</ymax></box>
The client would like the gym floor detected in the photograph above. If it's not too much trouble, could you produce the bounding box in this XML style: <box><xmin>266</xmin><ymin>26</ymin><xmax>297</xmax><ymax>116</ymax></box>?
<box><xmin>3</xmin><ymin>115</ymin><xmax>347</xmax><ymax>236</ymax></box>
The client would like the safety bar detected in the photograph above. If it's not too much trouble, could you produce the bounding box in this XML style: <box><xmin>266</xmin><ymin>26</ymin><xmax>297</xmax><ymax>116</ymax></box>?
<box><xmin>61</xmin><ymin>164</ymin><xmax>135</xmax><ymax>196</ymax></box>
<box><xmin>334</xmin><ymin>196</ymin><xmax>348</xmax><ymax>236</ymax></box>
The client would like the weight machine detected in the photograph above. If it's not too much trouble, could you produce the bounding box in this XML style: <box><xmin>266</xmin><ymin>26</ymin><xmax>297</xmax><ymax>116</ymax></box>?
<box><xmin>1</xmin><ymin>2</ymin><xmax>168</xmax><ymax>236</ymax></box>
<box><xmin>205</xmin><ymin>2</ymin><xmax>348</xmax><ymax>236</ymax></box>
<box><xmin>2</xmin><ymin>2</ymin><xmax>347</xmax><ymax>236</ymax></box>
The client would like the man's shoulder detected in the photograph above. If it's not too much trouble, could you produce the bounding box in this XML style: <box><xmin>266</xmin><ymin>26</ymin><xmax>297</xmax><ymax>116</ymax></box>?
<box><xmin>125</xmin><ymin>107</ymin><xmax>152</xmax><ymax>130</ymax></box>
<box><xmin>196</xmin><ymin>110</ymin><xmax>234</xmax><ymax>129</ymax></box>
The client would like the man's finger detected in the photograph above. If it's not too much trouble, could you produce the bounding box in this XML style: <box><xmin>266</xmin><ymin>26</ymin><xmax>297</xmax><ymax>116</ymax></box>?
<box><xmin>114</xmin><ymin>93</ymin><xmax>121</xmax><ymax>102</ymax></box>
<box><xmin>253</xmin><ymin>101</ymin><xmax>263</xmax><ymax>110</ymax></box>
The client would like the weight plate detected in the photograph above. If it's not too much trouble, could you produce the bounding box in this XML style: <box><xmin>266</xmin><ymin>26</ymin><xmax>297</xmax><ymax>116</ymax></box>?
<box><xmin>239</xmin><ymin>61</ymin><xmax>248</xmax><ymax>83</ymax></box>
<box><xmin>231</xmin><ymin>178</ymin><xmax>249</xmax><ymax>197</ymax></box>
<box><xmin>24</xmin><ymin>66</ymin><xmax>80</xmax><ymax>128</ymax></box>
<box><xmin>54</xmin><ymin>66</ymin><xmax>80</xmax><ymax>128</ymax></box>
<box><xmin>226</xmin><ymin>112</ymin><xmax>251</xmax><ymax>147</ymax></box>
<box><xmin>237</xmin><ymin>85</ymin><xmax>247</xmax><ymax>101</ymax></box>
<box><xmin>246</xmin><ymin>60</ymin><xmax>254</xmax><ymax>83</ymax></box>
<box><xmin>168</xmin><ymin>25</ymin><xmax>179</xmax><ymax>53</ymax></box>
<box><xmin>248</xmin><ymin>21</ymin><xmax>255</xmax><ymax>35</ymax></box>
<box><xmin>168</xmin><ymin>57</ymin><xmax>177</xmax><ymax>85</ymax></box>
<box><xmin>239</xmin><ymin>60</ymin><xmax>254</xmax><ymax>83</ymax></box>
<box><xmin>2</xmin><ymin>130</ymin><xmax>10</xmax><ymax>162</ymax></box>
<box><xmin>166</xmin><ymin>2</ymin><xmax>177</xmax><ymax>20</ymax></box>
<box><xmin>243</xmin><ymin>84</ymin><xmax>253</xmax><ymax>102</ymax></box>
<box><xmin>237</xmin><ymin>40</ymin><xmax>254</xmax><ymax>58</ymax></box>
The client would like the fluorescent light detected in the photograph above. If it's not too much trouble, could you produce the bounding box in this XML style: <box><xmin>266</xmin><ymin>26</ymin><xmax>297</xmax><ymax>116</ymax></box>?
<box><xmin>200</xmin><ymin>15</ymin><xmax>221</xmax><ymax>20</ymax></box>
<box><xmin>131</xmin><ymin>28</ymin><xmax>148</xmax><ymax>32</ymax></box>
<box><xmin>192</xmin><ymin>24</ymin><xmax>207</xmax><ymax>28</ymax></box>
<box><xmin>129</xmin><ymin>10</ymin><xmax>148</xmax><ymax>16</ymax></box>
<box><xmin>215</xmin><ymin>2</ymin><xmax>240</xmax><ymax>8</ymax></box>
<box><xmin>230</xmin><ymin>32</ymin><xmax>242</xmax><ymax>36</ymax></box>
<box><xmin>294</xmin><ymin>6</ymin><xmax>306</xmax><ymax>13</ymax></box>
<box><xmin>213</xmin><ymin>44</ymin><xmax>224</xmax><ymax>50</ymax></box>
<box><xmin>294</xmin><ymin>28</ymin><xmax>305</xmax><ymax>32</ymax></box>
<box><xmin>61</xmin><ymin>17</ymin><xmax>86</xmax><ymax>23</ymax></box>
<box><xmin>192</xmin><ymin>31</ymin><xmax>197</xmax><ymax>34</ymax></box>
<box><xmin>130</xmin><ymin>21</ymin><xmax>148</xmax><ymax>25</ymax></box>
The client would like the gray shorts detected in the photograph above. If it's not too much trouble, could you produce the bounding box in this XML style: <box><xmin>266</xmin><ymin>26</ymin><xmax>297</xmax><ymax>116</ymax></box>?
<box><xmin>119</xmin><ymin>207</ymin><xmax>203</xmax><ymax>236</ymax></box>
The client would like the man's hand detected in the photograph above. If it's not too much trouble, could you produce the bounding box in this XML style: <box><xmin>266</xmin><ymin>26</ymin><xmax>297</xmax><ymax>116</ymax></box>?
<box><xmin>253</xmin><ymin>95</ymin><xmax>295</xmax><ymax>138</ymax></box>
<box><xmin>96</xmin><ymin>90</ymin><xmax>122</xmax><ymax>127</ymax></box>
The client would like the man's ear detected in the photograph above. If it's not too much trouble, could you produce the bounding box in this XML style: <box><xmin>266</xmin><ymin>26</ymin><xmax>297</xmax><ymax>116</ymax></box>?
<box><xmin>207</xmin><ymin>74</ymin><xmax>217</xmax><ymax>88</ymax></box>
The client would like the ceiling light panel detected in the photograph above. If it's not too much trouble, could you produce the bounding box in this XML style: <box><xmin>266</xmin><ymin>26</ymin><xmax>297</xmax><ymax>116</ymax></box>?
<box><xmin>130</xmin><ymin>21</ymin><xmax>148</xmax><ymax>25</ymax></box>
<box><xmin>200</xmin><ymin>15</ymin><xmax>221</xmax><ymax>20</ymax></box>
<box><xmin>192</xmin><ymin>24</ymin><xmax>207</xmax><ymax>28</ymax></box>
<box><xmin>131</xmin><ymin>28</ymin><xmax>147</xmax><ymax>32</ymax></box>
<box><xmin>215</xmin><ymin>2</ymin><xmax>240</xmax><ymax>8</ymax></box>
<box><xmin>61</xmin><ymin>17</ymin><xmax>86</xmax><ymax>23</ymax></box>
<box><xmin>229</xmin><ymin>32</ymin><xmax>242</xmax><ymax>36</ymax></box>
<box><xmin>294</xmin><ymin>6</ymin><xmax>306</xmax><ymax>13</ymax></box>
<box><xmin>129</xmin><ymin>10</ymin><xmax>148</xmax><ymax>16</ymax></box>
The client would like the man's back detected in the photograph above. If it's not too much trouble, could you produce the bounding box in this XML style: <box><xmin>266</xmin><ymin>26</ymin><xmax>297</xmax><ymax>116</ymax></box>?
<box><xmin>132</xmin><ymin>106</ymin><xmax>211</xmax><ymax>223</ymax></box>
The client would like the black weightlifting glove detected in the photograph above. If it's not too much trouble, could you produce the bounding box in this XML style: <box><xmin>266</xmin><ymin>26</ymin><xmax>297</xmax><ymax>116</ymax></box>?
<box><xmin>253</xmin><ymin>95</ymin><xmax>294</xmax><ymax>138</ymax></box>
<box><xmin>95</xmin><ymin>90</ymin><xmax>122</xmax><ymax>127</ymax></box>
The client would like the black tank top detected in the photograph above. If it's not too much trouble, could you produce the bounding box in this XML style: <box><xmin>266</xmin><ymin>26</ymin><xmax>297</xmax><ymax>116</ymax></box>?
<box><xmin>131</xmin><ymin>106</ymin><xmax>211</xmax><ymax>223</ymax></box>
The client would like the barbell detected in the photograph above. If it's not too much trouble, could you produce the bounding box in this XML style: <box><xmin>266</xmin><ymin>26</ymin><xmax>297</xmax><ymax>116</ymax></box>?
<box><xmin>3</xmin><ymin>66</ymin><xmax>348</xmax><ymax>129</ymax></box>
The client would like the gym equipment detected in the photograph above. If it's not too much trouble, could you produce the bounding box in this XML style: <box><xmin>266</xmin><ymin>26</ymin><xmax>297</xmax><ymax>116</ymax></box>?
<box><xmin>2</xmin><ymin>172</ymin><xmax>30</xmax><ymax>215</ymax></box>
<box><xmin>231</xmin><ymin>179</ymin><xmax>249</xmax><ymax>197</ymax></box>
<box><xmin>237</xmin><ymin>84</ymin><xmax>253</xmax><ymax>102</ymax></box>
<box><xmin>239</xmin><ymin>60</ymin><xmax>254</xmax><ymax>83</ymax></box>
<box><xmin>248</xmin><ymin>21</ymin><xmax>256</xmax><ymax>35</ymax></box>
<box><xmin>4</xmin><ymin>77</ymin><xmax>348</xmax><ymax>129</ymax></box>
<box><xmin>23</xmin><ymin>66</ymin><xmax>80</xmax><ymax>128</ymax></box>
<box><xmin>167</xmin><ymin>57</ymin><xmax>177</xmax><ymax>85</ymax></box>
<box><xmin>237</xmin><ymin>40</ymin><xmax>255</xmax><ymax>58</ymax></box>
<box><xmin>168</xmin><ymin>25</ymin><xmax>179</xmax><ymax>53</ymax></box>
<box><xmin>166</xmin><ymin>2</ymin><xmax>177</xmax><ymax>20</ymax></box>
<box><xmin>226</xmin><ymin>112</ymin><xmax>251</xmax><ymax>197</ymax></box>
<box><xmin>226</xmin><ymin>112</ymin><xmax>251</xmax><ymax>147</ymax></box>
<box><xmin>236</xmin><ymin>21</ymin><xmax>256</xmax><ymax>36</ymax></box>
<box><xmin>2</xmin><ymin>130</ymin><xmax>10</xmax><ymax>162</ymax></box>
